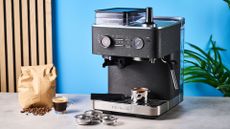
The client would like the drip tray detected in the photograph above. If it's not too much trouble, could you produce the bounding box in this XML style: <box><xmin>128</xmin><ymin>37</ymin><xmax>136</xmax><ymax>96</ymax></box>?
<box><xmin>92</xmin><ymin>95</ymin><xmax>181</xmax><ymax>118</ymax></box>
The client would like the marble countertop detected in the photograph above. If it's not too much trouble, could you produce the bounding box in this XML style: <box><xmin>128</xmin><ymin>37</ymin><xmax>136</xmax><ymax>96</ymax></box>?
<box><xmin>0</xmin><ymin>93</ymin><xmax>229</xmax><ymax>129</ymax></box>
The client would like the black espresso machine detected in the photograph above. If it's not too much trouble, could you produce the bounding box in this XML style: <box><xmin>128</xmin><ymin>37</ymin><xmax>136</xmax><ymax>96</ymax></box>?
<box><xmin>91</xmin><ymin>7</ymin><xmax>185</xmax><ymax>118</ymax></box>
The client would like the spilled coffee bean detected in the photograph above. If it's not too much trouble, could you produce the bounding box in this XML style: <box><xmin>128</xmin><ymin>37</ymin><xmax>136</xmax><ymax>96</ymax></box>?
<box><xmin>20</xmin><ymin>104</ymin><xmax>51</xmax><ymax>116</ymax></box>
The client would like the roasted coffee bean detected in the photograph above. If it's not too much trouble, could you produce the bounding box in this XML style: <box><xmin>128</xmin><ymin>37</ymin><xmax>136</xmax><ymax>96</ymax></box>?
<box><xmin>20</xmin><ymin>104</ymin><xmax>51</xmax><ymax>116</ymax></box>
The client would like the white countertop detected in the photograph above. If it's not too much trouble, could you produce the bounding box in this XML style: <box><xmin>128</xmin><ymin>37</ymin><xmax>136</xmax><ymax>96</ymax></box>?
<box><xmin>0</xmin><ymin>93</ymin><xmax>229</xmax><ymax>129</ymax></box>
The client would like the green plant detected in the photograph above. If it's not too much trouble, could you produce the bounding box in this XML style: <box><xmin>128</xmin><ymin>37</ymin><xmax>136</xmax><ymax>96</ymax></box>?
<box><xmin>224</xmin><ymin>0</ymin><xmax>230</xmax><ymax>8</ymax></box>
<box><xmin>184</xmin><ymin>36</ymin><xmax>230</xmax><ymax>97</ymax></box>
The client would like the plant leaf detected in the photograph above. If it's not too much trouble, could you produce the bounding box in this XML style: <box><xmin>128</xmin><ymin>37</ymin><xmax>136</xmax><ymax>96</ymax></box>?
<box><xmin>185</xmin><ymin>78</ymin><xmax>219</xmax><ymax>87</ymax></box>
<box><xmin>216</xmin><ymin>84</ymin><xmax>230</xmax><ymax>96</ymax></box>
<box><xmin>224</xmin><ymin>0</ymin><xmax>230</xmax><ymax>8</ymax></box>
<box><xmin>184</xmin><ymin>59</ymin><xmax>200</xmax><ymax>67</ymax></box>
<box><xmin>219</xmin><ymin>72</ymin><xmax>230</xmax><ymax>83</ymax></box>
<box><xmin>215</xmin><ymin>47</ymin><xmax>226</xmax><ymax>51</ymax></box>
<box><xmin>187</xmin><ymin>42</ymin><xmax>215</xmax><ymax>63</ymax></box>
<box><xmin>184</xmin><ymin>49</ymin><xmax>208</xmax><ymax>66</ymax></box>
<box><xmin>184</xmin><ymin>35</ymin><xmax>230</xmax><ymax>96</ymax></box>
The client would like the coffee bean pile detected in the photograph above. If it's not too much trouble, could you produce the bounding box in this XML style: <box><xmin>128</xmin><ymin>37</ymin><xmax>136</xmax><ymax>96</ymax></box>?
<box><xmin>20</xmin><ymin>104</ymin><xmax>51</xmax><ymax>116</ymax></box>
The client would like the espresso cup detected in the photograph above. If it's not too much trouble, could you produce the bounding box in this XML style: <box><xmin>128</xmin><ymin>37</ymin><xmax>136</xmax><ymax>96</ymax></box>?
<box><xmin>52</xmin><ymin>96</ymin><xmax>68</xmax><ymax>113</ymax></box>
<box><xmin>131</xmin><ymin>87</ymin><xmax>149</xmax><ymax>104</ymax></box>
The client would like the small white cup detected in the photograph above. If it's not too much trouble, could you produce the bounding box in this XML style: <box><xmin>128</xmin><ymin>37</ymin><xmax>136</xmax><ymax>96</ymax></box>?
<box><xmin>131</xmin><ymin>87</ymin><xmax>149</xmax><ymax>104</ymax></box>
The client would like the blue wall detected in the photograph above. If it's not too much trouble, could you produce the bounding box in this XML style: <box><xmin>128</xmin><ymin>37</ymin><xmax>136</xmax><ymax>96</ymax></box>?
<box><xmin>53</xmin><ymin>0</ymin><xmax>230</xmax><ymax>96</ymax></box>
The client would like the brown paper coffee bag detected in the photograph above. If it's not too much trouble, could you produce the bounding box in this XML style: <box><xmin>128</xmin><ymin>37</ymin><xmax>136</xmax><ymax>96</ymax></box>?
<box><xmin>18</xmin><ymin>64</ymin><xmax>57</xmax><ymax>109</ymax></box>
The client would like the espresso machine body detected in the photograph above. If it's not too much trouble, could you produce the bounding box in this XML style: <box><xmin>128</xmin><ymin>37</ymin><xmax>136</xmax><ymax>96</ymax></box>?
<box><xmin>91</xmin><ymin>7</ymin><xmax>185</xmax><ymax>118</ymax></box>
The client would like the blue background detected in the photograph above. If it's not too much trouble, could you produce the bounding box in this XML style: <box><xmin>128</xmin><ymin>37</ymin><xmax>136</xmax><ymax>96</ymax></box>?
<box><xmin>52</xmin><ymin>0</ymin><xmax>230</xmax><ymax>96</ymax></box>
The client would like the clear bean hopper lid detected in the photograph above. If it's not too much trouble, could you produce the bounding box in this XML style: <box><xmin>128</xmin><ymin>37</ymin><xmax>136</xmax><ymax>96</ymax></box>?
<box><xmin>95</xmin><ymin>8</ymin><xmax>185</xmax><ymax>29</ymax></box>
<box><xmin>95</xmin><ymin>8</ymin><xmax>146</xmax><ymax>26</ymax></box>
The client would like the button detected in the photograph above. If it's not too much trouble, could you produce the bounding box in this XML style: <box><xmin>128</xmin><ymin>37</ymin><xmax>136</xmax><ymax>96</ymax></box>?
<box><xmin>132</xmin><ymin>37</ymin><xmax>144</xmax><ymax>49</ymax></box>
<box><xmin>101</xmin><ymin>36</ymin><xmax>112</xmax><ymax>48</ymax></box>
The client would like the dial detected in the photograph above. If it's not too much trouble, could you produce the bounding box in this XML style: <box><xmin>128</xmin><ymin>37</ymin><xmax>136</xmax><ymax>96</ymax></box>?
<box><xmin>133</xmin><ymin>37</ymin><xmax>144</xmax><ymax>49</ymax></box>
<box><xmin>101</xmin><ymin>36</ymin><xmax>112</xmax><ymax>48</ymax></box>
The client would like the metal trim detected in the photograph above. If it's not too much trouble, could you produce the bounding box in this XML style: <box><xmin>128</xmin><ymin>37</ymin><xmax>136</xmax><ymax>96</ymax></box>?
<box><xmin>154</xmin><ymin>16</ymin><xmax>185</xmax><ymax>25</ymax></box>
<box><xmin>93</xmin><ymin>24</ymin><xmax>153</xmax><ymax>29</ymax></box>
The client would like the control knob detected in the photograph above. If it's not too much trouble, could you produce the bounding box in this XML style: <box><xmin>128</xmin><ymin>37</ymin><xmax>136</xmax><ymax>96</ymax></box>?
<box><xmin>101</xmin><ymin>36</ymin><xmax>112</xmax><ymax>48</ymax></box>
<box><xmin>132</xmin><ymin>37</ymin><xmax>144</xmax><ymax>49</ymax></box>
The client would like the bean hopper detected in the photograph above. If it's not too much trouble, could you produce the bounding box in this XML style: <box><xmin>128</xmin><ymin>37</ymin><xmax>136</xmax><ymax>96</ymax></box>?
<box><xmin>91</xmin><ymin>7</ymin><xmax>185</xmax><ymax>118</ymax></box>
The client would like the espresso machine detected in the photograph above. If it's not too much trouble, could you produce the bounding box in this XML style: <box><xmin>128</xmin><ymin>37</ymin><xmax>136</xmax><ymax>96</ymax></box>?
<box><xmin>91</xmin><ymin>7</ymin><xmax>185</xmax><ymax>118</ymax></box>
